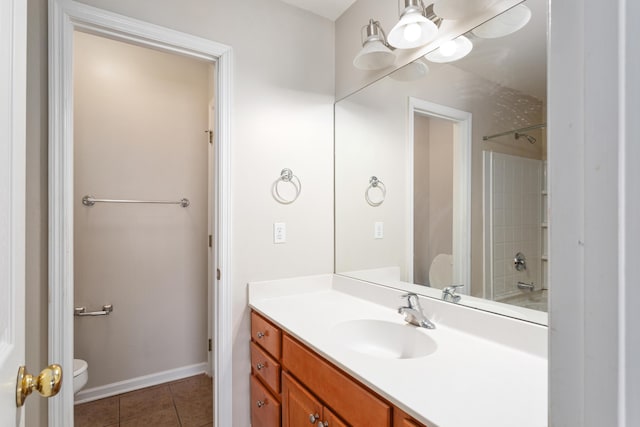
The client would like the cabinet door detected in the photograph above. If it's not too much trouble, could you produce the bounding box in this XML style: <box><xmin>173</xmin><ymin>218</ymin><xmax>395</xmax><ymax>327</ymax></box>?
<box><xmin>323</xmin><ymin>406</ymin><xmax>348</xmax><ymax>427</ymax></box>
<box><xmin>282</xmin><ymin>372</ymin><xmax>323</xmax><ymax>427</ymax></box>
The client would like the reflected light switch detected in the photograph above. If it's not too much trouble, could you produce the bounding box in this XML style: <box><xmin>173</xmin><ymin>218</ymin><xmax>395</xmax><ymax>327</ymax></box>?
<box><xmin>374</xmin><ymin>222</ymin><xmax>384</xmax><ymax>239</ymax></box>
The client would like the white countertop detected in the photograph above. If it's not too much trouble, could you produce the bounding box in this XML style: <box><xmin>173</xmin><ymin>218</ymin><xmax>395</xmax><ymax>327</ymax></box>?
<box><xmin>248</xmin><ymin>274</ymin><xmax>548</xmax><ymax>427</ymax></box>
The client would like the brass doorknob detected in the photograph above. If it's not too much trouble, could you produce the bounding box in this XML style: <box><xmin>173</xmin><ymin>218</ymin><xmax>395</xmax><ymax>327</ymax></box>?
<box><xmin>16</xmin><ymin>364</ymin><xmax>63</xmax><ymax>407</ymax></box>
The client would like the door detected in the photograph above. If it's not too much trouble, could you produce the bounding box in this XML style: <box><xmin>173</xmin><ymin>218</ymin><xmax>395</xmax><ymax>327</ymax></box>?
<box><xmin>0</xmin><ymin>0</ymin><xmax>27</xmax><ymax>424</ymax></box>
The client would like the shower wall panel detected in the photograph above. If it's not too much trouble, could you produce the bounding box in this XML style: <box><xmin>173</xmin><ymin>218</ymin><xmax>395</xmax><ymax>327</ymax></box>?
<box><xmin>484</xmin><ymin>152</ymin><xmax>543</xmax><ymax>300</ymax></box>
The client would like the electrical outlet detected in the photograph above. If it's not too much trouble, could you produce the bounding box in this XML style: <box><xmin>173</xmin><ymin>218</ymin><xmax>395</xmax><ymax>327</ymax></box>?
<box><xmin>274</xmin><ymin>222</ymin><xmax>286</xmax><ymax>243</ymax></box>
<box><xmin>374</xmin><ymin>222</ymin><xmax>384</xmax><ymax>239</ymax></box>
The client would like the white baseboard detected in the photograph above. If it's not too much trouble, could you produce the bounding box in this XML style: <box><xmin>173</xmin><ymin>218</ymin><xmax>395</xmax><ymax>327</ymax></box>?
<box><xmin>74</xmin><ymin>362</ymin><xmax>209</xmax><ymax>404</ymax></box>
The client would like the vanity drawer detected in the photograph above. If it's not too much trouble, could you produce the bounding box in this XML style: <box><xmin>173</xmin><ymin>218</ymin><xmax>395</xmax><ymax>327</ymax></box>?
<box><xmin>251</xmin><ymin>311</ymin><xmax>282</xmax><ymax>359</ymax></box>
<box><xmin>251</xmin><ymin>374</ymin><xmax>281</xmax><ymax>427</ymax></box>
<box><xmin>282</xmin><ymin>334</ymin><xmax>392</xmax><ymax>427</ymax></box>
<box><xmin>251</xmin><ymin>341</ymin><xmax>281</xmax><ymax>394</ymax></box>
<box><xmin>394</xmin><ymin>408</ymin><xmax>428</xmax><ymax>427</ymax></box>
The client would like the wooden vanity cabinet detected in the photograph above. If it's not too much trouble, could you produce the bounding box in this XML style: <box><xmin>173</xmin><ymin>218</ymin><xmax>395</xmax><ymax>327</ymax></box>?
<box><xmin>250</xmin><ymin>310</ymin><xmax>428</xmax><ymax>427</ymax></box>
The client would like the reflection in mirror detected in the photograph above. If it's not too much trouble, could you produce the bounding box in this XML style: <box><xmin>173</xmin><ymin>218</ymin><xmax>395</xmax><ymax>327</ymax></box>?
<box><xmin>335</xmin><ymin>0</ymin><xmax>548</xmax><ymax>324</ymax></box>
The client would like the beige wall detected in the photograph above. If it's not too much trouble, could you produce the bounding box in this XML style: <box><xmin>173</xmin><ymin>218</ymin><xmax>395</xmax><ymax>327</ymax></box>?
<box><xmin>26</xmin><ymin>0</ymin><xmax>334</xmax><ymax>425</ymax></box>
<box><xmin>413</xmin><ymin>116</ymin><xmax>454</xmax><ymax>287</ymax></box>
<box><xmin>73</xmin><ymin>32</ymin><xmax>210</xmax><ymax>389</ymax></box>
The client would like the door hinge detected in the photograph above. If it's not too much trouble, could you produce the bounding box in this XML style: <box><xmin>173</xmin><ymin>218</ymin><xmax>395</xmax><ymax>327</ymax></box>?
<box><xmin>216</xmin><ymin>268</ymin><xmax>221</xmax><ymax>281</ymax></box>
<box><xmin>205</xmin><ymin>129</ymin><xmax>213</xmax><ymax>144</ymax></box>
<box><xmin>208</xmin><ymin>338</ymin><xmax>212</xmax><ymax>352</ymax></box>
<box><xmin>208</xmin><ymin>234</ymin><xmax>212</xmax><ymax>247</ymax></box>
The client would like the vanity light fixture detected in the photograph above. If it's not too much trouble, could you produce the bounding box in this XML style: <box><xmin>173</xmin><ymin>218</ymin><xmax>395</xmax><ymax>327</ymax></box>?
<box><xmin>389</xmin><ymin>58</ymin><xmax>430</xmax><ymax>81</ymax></box>
<box><xmin>353</xmin><ymin>19</ymin><xmax>396</xmax><ymax>70</ymax></box>
<box><xmin>388</xmin><ymin>0</ymin><xmax>442</xmax><ymax>49</ymax></box>
<box><xmin>471</xmin><ymin>4</ymin><xmax>532</xmax><ymax>39</ymax></box>
<box><xmin>424</xmin><ymin>34</ymin><xmax>473</xmax><ymax>63</ymax></box>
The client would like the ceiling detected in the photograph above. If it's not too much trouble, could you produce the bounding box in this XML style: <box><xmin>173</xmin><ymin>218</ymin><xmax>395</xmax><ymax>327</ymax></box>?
<box><xmin>279</xmin><ymin>0</ymin><xmax>357</xmax><ymax>21</ymax></box>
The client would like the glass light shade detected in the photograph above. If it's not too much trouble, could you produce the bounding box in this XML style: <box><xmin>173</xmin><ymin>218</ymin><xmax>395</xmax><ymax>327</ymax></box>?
<box><xmin>388</xmin><ymin>12</ymin><xmax>439</xmax><ymax>49</ymax></box>
<box><xmin>353</xmin><ymin>40</ymin><xmax>396</xmax><ymax>70</ymax></box>
<box><xmin>433</xmin><ymin>0</ymin><xmax>494</xmax><ymax>20</ymax></box>
<box><xmin>425</xmin><ymin>35</ymin><xmax>473</xmax><ymax>63</ymax></box>
<box><xmin>472</xmin><ymin>4</ymin><xmax>531</xmax><ymax>39</ymax></box>
<box><xmin>389</xmin><ymin>59</ymin><xmax>430</xmax><ymax>82</ymax></box>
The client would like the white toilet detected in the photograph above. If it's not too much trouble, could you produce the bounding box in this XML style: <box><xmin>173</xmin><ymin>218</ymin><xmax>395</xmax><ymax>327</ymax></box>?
<box><xmin>73</xmin><ymin>359</ymin><xmax>88</xmax><ymax>394</ymax></box>
<box><xmin>429</xmin><ymin>253</ymin><xmax>453</xmax><ymax>289</ymax></box>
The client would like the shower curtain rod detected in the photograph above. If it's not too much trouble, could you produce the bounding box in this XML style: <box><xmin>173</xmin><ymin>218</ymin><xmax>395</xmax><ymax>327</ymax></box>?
<box><xmin>482</xmin><ymin>123</ymin><xmax>547</xmax><ymax>141</ymax></box>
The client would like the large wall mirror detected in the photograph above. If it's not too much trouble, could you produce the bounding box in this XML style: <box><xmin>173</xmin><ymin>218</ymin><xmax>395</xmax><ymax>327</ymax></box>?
<box><xmin>335</xmin><ymin>0</ymin><xmax>548</xmax><ymax>325</ymax></box>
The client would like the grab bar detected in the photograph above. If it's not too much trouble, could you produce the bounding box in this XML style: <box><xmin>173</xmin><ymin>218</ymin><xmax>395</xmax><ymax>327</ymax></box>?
<box><xmin>82</xmin><ymin>195</ymin><xmax>190</xmax><ymax>208</ymax></box>
<box><xmin>74</xmin><ymin>304</ymin><xmax>114</xmax><ymax>317</ymax></box>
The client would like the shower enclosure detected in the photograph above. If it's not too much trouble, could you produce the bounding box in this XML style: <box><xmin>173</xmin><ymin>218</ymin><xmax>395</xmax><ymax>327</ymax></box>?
<box><xmin>483</xmin><ymin>151</ymin><xmax>548</xmax><ymax>311</ymax></box>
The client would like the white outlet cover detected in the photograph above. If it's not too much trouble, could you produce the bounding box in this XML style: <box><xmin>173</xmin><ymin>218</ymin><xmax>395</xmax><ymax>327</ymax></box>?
<box><xmin>274</xmin><ymin>222</ymin><xmax>286</xmax><ymax>244</ymax></box>
<box><xmin>374</xmin><ymin>222</ymin><xmax>384</xmax><ymax>239</ymax></box>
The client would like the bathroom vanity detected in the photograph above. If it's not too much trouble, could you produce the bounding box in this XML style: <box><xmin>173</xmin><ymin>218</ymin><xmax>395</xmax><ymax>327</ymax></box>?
<box><xmin>248</xmin><ymin>274</ymin><xmax>547</xmax><ymax>427</ymax></box>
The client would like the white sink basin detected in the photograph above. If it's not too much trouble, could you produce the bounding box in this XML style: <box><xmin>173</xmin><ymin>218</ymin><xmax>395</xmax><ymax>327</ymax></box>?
<box><xmin>331</xmin><ymin>319</ymin><xmax>437</xmax><ymax>359</ymax></box>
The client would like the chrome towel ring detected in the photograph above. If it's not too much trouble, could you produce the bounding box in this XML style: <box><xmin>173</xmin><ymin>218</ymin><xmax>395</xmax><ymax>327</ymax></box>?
<box><xmin>365</xmin><ymin>176</ymin><xmax>386</xmax><ymax>207</ymax></box>
<box><xmin>272</xmin><ymin>168</ymin><xmax>301</xmax><ymax>204</ymax></box>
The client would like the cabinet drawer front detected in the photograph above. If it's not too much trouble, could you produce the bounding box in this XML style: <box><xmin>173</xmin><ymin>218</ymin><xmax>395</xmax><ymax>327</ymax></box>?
<box><xmin>251</xmin><ymin>341</ymin><xmax>281</xmax><ymax>394</ymax></box>
<box><xmin>251</xmin><ymin>311</ymin><xmax>282</xmax><ymax>359</ymax></box>
<box><xmin>282</xmin><ymin>334</ymin><xmax>392</xmax><ymax>427</ymax></box>
<box><xmin>394</xmin><ymin>408</ymin><xmax>428</xmax><ymax>427</ymax></box>
<box><xmin>251</xmin><ymin>375</ymin><xmax>281</xmax><ymax>427</ymax></box>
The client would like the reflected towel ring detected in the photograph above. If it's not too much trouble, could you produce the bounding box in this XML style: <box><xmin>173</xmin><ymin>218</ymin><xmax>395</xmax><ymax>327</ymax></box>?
<box><xmin>272</xmin><ymin>168</ymin><xmax>302</xmax><ymax>204</ymax></box>
<box><xmin>365</xmin><ymin>176</ymin><xmax>386</xmax><ymax>207</ymax></box>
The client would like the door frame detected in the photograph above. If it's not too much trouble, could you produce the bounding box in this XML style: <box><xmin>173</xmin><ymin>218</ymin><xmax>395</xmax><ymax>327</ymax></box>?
<box><xmin>406</xmin><ymin>97</ymin><xmax>471</xmax><ymax>294</ymax></box>
<box><xmin>0</xmin><ymin>0</ymin><xmax>27</xmax><ymax>424</ymax></box>
<box><xmin>48</xmin><ymin>1</ymin><xmax>233</xmax><ymax>425</ymax></box>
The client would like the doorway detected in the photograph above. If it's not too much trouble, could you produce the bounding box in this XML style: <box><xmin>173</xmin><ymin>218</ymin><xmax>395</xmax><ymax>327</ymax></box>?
<box><xmin>49</xmin><ymin>2</ymin><xmax>233</xmax><ymax>425</ymax></box>
<box><xmin>407</xmin><ymin>98</ymin><xmax>472</xmax><ymax>295</ymax></box>
<box><xmin>72</xmin><ymin>30</ymin><xmax>213</xmax><ymax>404</ymax></box>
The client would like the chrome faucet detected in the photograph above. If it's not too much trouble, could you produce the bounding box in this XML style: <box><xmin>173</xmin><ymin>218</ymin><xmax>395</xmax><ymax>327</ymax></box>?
<box><xmin>442</xmin><ymin>284</ymin><xmax>464</xmax><ymax>303</ymax></box>
<box><xmin>398</xmin><ymin>293</ymin><xmax>435</xmax><ymax>329</ymax></box>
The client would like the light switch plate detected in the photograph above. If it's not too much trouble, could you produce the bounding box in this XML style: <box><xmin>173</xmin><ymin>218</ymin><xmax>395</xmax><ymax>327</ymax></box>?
<box><xmin>374</xmin><ymin>222</ymin><xmax>384</xmax><ymax>239</ymax></box>
<box><xmin>274</xmin><ymin>222</ymin><xmax>286</xmax><ymax>243</ymax></box>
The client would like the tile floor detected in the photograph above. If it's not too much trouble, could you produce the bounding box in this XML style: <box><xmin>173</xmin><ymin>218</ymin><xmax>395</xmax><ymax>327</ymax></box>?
<box><xmin>74</xmin><ymin>374</ymin><xmax>213</xmax><ymax>427</ymax></box>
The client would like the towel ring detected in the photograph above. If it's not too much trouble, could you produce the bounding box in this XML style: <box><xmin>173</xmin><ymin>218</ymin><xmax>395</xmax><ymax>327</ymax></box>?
<box><xmin>365</xmin><ymin>176</ymin><xmax>386</xmax><ymax>207</ymax></box>
<box><xmin>272</xmin><ymin>168</ymin><xmax>302</xmax><ymax>204</ymax></box>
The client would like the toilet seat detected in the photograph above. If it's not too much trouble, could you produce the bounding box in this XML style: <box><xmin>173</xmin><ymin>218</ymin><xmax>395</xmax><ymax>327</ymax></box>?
<box><xmin>73</xmin><ymin>359</ymin><xmax>88</xmax><ymax>394</ymax></box>
<box><xmin>73</xmin><ymin>359</ymin><xmax>88</xmax><ymax>377</ymax></box>
<box><xmin>429</xmin><ymin>253</ymin><xmax>453</xmax><ymax>289</ymax></box>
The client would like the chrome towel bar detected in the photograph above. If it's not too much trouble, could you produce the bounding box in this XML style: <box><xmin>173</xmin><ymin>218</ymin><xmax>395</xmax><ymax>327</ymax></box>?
<box><xmin>74</xmin><ymin>304</ymin><xmax>113</xmax><ymax>317</ymax></box>
<box><xmin>82</xmin><ymin>195</ymin><xmax>190</xmax><ymax>208</ymax></box>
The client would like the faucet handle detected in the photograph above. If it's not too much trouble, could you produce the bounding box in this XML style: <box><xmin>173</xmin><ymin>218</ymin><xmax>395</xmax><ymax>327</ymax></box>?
<box><xmin>400</xmin><ymin>292</ymin><xmax>421</xmax><ymax>309</ymax></box>
<box><xmin>442</xmin><ymin>284</ymin><xmax>464</xmax><ymax>302</ymax></box>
